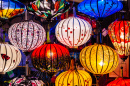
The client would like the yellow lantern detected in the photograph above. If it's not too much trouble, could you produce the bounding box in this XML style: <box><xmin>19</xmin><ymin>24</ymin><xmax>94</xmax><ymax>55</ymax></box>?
<box><xmin>80</xmin><ymin>44</ymin><xmax>119</xmax><ymax>75</ymax></box>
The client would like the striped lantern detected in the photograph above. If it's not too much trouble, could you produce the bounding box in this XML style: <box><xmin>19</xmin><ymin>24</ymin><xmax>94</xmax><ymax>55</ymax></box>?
<box><xmin>0</xmin><ymin>43</ymin><xmax>21</xmax><ymax>74</ymax></box>
<box><xmin>80</xmin><ymin>44</ymin><xmax>119</xmax><ymax>74</ymax></box>
<box><xmin>55</xmin><ymin>17</ymin><xmax>92</xmax><ymax>48</ymax></box>
<box><xmin>31</xmin><ymin>44</ymin><xmax>70</xmax><ymax>73</ymax></box>
<box><xmin>8</xmin><ymin>21</ymin><xmax>46</xmax><ymax>52</ymax></box>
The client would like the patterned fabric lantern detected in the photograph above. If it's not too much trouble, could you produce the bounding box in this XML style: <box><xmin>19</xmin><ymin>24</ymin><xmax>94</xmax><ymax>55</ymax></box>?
<box><xmin>31</xmin><ymin>44</ymin><xmax>70</xmax><ymax>73</ymax></box>
<box><xmin>8</xmin><ymin>21</ymin><xmax>46</xmax><ymax>52</ymax></box>
<box><xmin>0</xmin><ymin>0</ymin><xmax>26</xmax><ymax>19</ymax></box>
<box><xmin>78</xmin><ymin>0</ymin><xmax>123</xmax><ymax>19</ymax></box>
<box><xmin>0</xmin><ymin>43</ymin><xmax>21</xmax><ymax>74</ymax></box>
<box><xmin>108</xmin><ymin>20</ymin><xmax>130</xmax><ymax>61</ymax></box>
<box><xmin>80</xmin><ymin>44</ymin><xmax>119</xmax><ymax>74</ymax></box>
<box><xmin>55</xmin><ymin>17</ymin><xmax>92</xmax><ymax>48</ymax></box>
<box><xmin>107</xmin><ymin>78</ymin><xmax>130</xmax><ymax>86</ymax></box>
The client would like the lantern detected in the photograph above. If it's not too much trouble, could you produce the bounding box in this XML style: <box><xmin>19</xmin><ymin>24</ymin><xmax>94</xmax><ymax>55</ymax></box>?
<box><xmin>31</xmin><ymin>44</ymin><xmax>70</xmax><ymax>73</ymax></box>
<box><xmin>8</xmin><ymin>21</ymin><xmax>46</xmax><ymax>52</ymax></box>
<box><xmin>0</xmin><ymin>43</ymin><xmax>21</xmax><ymax>74</ymax></box>
<box><xmin>107</xmin><ymin>78</ymin><xmax>130</xmax><ymax>86</ymax></box>
<box><xmin>55</xmin><ymin>17</ymin><xmax>92</xmax><ymax>48</ymax></box>
<box><xmin>78</xmin><ymin>0</ymin><xmax>123</xmax><ymax>19</ymax></box>
<box><xmin>108</xmin><ymin>20</ymin><xmax>130</xmax><ymax>60</ymax></box>
<box><xmin>0</xmin><ymin>0</ymin><xmax>26</xmax><ymax>19</ymax></box>
<box><xmin>80</xmin><ymin>44</ymin><xmax>119</xmax><ymax>74</ymax></box>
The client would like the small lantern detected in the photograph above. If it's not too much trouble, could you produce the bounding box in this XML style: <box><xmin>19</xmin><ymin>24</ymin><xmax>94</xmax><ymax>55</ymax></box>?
<box><xmin>55</xmin><ymin>17</ymin><xmax>92</xmax><ymax>48</ymax></box>
<box><xmin>8</xmin><ymin>21</ymin><xmax>46</xmax><ymax>52</ymax></box>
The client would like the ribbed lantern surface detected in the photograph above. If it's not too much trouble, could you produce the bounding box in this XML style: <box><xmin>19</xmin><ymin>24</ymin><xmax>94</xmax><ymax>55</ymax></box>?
<box><xmin>31</xmin><ymin>44</ymin><xmax>70</xmax><ymax>72</ymax></box>
<box><xmin>0</xmin><ymin>43</ymin><xmax>21</xmax><ymax>74</ymax></box>
<box><xmin>55</xmin><ymin>17</ymin><xmax>92</xmax><ymax>48</ymax></box>
<box><xmin>80</xmin><ymin>44</ymin><xmax>119</xmax><ymax>74</ymax></box>
<box><xmin>8</xmin><ymin>21</ymin><xmax>46</xmax><ymax>52</ymax></box>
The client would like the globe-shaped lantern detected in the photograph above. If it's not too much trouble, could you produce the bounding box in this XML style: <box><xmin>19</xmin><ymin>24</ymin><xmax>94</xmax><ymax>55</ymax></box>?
<box><xmin>108</xmin><ymin>20</ymin><xmax>130</xmax><ymax>61</ymax></box>
<box><xmin>55</xmin><ymin>17</ymin><xmax>92</xmax><ymax>48</ymax></box>
<box><xmin>107</xmin><ymin>78</ymin><xmax>130</xmax><ymax>86</ymax></box>
<box><xmin>8</xmin><ymin>21</ymin><xmax>46</xmax><ymax>52</ymax></box>
<box><xmin>80</xmin><ymin>44</ymin><xmax>119</xmax><ymax>74</ymax></box>
<box><xmin>0</xmin><ymin>43</ymin><xmax>21</xmax><ymax>74</ymax></box>
<box><xmin>0</xmin><ymin>0</ymin><xmax>26</xmax><ymax>19</ymax></box>
<box><xmin>31</xmin><ymin>44</ymin><xmax>70</xmax><ymax>73</ymax></box>
<box><xmin>78</xmin><ymin>0</ymin><xmax>123</xmax><ymax>19</ymax></box>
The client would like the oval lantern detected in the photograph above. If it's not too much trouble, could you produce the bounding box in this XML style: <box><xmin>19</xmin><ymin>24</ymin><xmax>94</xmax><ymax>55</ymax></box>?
<box><xmin>80</xmin><ymin>44</ymin><xmax>119</xmax><ymax>74</ymax></box>
<box><xmin>0</xmin><ymin>43</ymin><xmax>21</xmax><ymax>74</ymax></box>
<box><xmin>78</xmin><ymin>0</ymin><xmax>123</xmax><ymax>19</ymax></box>
<box><xmin>108</xmin><ymin>20</ymin><xmax>130</xmax><ymax>61</ymax></box>
<box><xmin>31</xmin><ymin>44</ymin><xmax>70</xmax><ymax>73</ymax></box>
<box><xmin>55</xmin><ymin>17</ymin><xmax>92</xmax><ymax>48</ymax></box>
<box><xmin>8</xmin><ymin>21</ymin><xmax>46</xmax><ymax>52</ymax></box>
<box><xmin>0</xmin><ymin>0</ymin><xmax>26</xmax><ymax>19</ymax></box>
<box><xmin>107</xmin><ymin>78</ymin><xmax>130</xmax><ymax>86</ymax></box>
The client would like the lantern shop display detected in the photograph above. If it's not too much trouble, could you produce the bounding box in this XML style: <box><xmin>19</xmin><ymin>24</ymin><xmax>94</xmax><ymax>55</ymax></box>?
<box><xmin>0</xmin><ymin>43</ymin><xmax>21</xmax><ymax>74</ymax></box>
<box><xmin>80</xmin><ymin>44</ymin><xmax>119</xmax><ymax>74</ymax></box>
<box><xmin>55</xmin><ymin>17</ymin><xmax>92</xmax><ymax>48</ymax></box>
<box><xmin>31</xmin><ymin>44</ymin><xmax>70</xmax><ymax>73</ymax></box>
<box><xmin>0</xmin><ymin>0</ymin><xmax>26</xmax><ymax>19</ymax></box>
<box><xmin>107</xmin><ymin>78</ymin><xmax>130</xmax><ymax>86</ymax></box>
<box><xmin>78</xmin><ymin>0</ymin><xmax>123</xmax><ymax>19</ymax></box>
<box><xmin>8</xmin><ymin>21</ymin><xmax>46</xmax><ymax>52</ymax></box>
<box><xmin>108</xmin><ymin>20</ymin><xmax>130</xmax><ymax>60</ymax></box>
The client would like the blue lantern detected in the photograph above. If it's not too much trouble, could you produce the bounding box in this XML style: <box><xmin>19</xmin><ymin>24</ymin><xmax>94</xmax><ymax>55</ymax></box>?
<box><xmin>78</xmin><ymin>0</ymin><xmax>123</xmax><ymax>19</ymax></box>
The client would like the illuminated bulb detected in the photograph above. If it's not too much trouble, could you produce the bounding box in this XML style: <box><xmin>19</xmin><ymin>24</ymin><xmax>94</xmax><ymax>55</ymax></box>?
<box><xmin>99</xmin><ymin>61</ymin><xmax>104</xmax><ymax>66</ymax></box>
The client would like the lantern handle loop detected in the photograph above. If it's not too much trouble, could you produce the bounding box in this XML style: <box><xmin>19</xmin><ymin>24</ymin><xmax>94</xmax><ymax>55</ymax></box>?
<box><xmin>69</xmin><ymin>58</ymin><xmax>75</xmax><ymax>70</ymax></box>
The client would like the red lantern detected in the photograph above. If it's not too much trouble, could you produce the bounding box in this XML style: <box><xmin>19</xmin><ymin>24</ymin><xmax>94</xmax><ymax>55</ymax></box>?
<box><xmin>108</xmin><ymin>20</ymin><xmax>130</xmax><ymax>61</ymax></box>
<box><xmin>107</xmin><ymin>78</ymin><xmax>130</xmax><ymax>86</ymax></box>
<box><xmin>31</xmin><ymin>44</ymin><xmax>70</xmax><ymax>73</ymax></box>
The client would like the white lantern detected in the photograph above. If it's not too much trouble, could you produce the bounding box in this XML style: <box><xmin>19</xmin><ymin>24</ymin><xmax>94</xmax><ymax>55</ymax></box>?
<box><xmin>55</xmin><ymin>17</ymin><xmax>92</xmax><ymax>48</ymax></box>
<box><xmin>8</xmin><ymin>21</ymin><xmax>46</xmax><ymax>52</ymax></box>
<box><xmin>0</xmin><ymin>43</ymin><xmax>21</xmax><ymax>74</ymax></box>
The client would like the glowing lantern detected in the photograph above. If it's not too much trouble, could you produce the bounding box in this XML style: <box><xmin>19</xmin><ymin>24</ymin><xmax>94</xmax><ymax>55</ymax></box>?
<box><xmin>0</xmin><ymin>43</ymin><xmax>21</xmax><ymax>74</ymax></box>
<box><xmin>31</xmin><ymin>44</ymin><xmax>70</xmax><ymax>73</ymax></box>
<box><xmin>8</xmin><ymin>21</ymin><xmax>46</xmax><ymax>52</ymax></box>
<box><xmin>107</xmin><ymin>78</ymin><xmax>130</xmax><ymax>86</ymax></box>
<box><xmin>78</xmin><ymin>0</ymin><xmax>123</xmax><ymax>19</ymax></box>
<box><xmin>108</xmin><ymin>20</ymin><xmax>130</xmax><ymax>61</ymax></box>
<box><xmin>80</xmin><ymin>44</ymin><xmax>119</xmax><ymax>74</ymax></box>
<box><xmin>0</xmin><ymin>0</ymin><xmax>26</xmax><ymax>19</ymax></box>
<box><xmin>55</xmin><ymin>17</ymin><xmax>92</xmax><ymax>48</ymax></box>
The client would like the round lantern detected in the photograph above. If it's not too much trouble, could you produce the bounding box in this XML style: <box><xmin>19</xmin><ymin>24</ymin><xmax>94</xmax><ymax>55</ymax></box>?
<box><xmin>78</xmin><ymin>0</ymin><xmax>123</xmax><ymax>19</ymax></box>
<box><xmin>107</xmin><ymin>78</ymin><xmax>130</xmax><ymax>86</ymax></box>
<box><xmin>31</xmin><ymin>44</ymin><xmax>70</xmax><ymax>73</ymax></box>
<box><xmin>108</xmin><ymin>20</ymin><xmax>130</xmax><ymax>60</ymax></box>
<box><xmin>0</xmin><ymin>43</ymin><xmax>21</xmax><ymax>74</ymax></box>
<box><xmin>55</xmin><ymin>17</ymin><xmax>92</xmax><ymax>48</ymax></box>
<box><xmin>80</xmin><ymin>44</ymin><xmax>119</xmax><ymax>74</ymax></box>
<box><xmin>8</xmin><ymin>21</ymin><xmax>46</xmax><ymax>52</ymax></box>
<box><xmin>0</xmin><ymin>0</ymin><xmax>26</xmax><ymax>19</ymax></box>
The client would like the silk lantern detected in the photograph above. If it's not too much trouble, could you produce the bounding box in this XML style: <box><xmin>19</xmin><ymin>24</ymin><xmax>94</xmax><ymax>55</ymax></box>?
<box><xmin>31</xmin><ymin>44</ymin><xmax>70</xmax><ymax>73</ymax></box>
<box><xmin>80</xmin><ymin>44</ymin><xmax>119</xmax><ymax>74</ymax></box>
<box><xmin>0</xmin><ymin>0</ymin><xmax>26</xmax><ymax>19</ymax></box>
<box><xmin>8</xmin><ymin>21</ymin><xmax>46</xmax><ymax>52</ymax></box>
<box><xmin>55</xmin><ymin>17</ymin><xmax>92</xmax><ymax>48</ymax></box>
<box><xmin>78</xmin><ymin>0</ymin><xmax>123</xmax><ymax>19</ymax></box>
<box><xmin>0</xmin><ymin>43</ymin><xmax>21</xmax><ymax>74</ymax></box>
<box><xmin>108</xmin><ymin>20</ymin><xmax>130</xmax><ymax>61</ymax></box>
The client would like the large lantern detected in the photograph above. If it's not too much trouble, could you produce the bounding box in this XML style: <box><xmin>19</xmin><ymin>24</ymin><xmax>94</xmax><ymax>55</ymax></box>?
<box><xmin>31</xmin><ymin>44</ymin><xmax>70</xmax><ymax>73</ymax></box>
<box><xmin>0</xmin><ymin>43</ymin><xmax>21</xmax><ymax>74</ymax></box>
<box><xmin>0</xmin><ymin>0</ymin><xmax>26</xmax><ymax>19</ymax></box>
<box><xmin>55</xmin><ymin>17</ymin><xmax>92</xmax><ymax>48</ymax></box>
<box><xmin>8</xmin><ymin>21</ymin><xmax>46</xmax><ymax>52</ymax></box>
<box><xmin>107</xmin><ymin>78</ymin><xmax>130</xmax><ymax>86</ymax></box>
<box><xmin>108</xmin><ymin>20</ymin><xmax>130</xmax><ymax>60</ymax></box>
<box><xmin>78</xmin><ymin>0</ymin><xmax>123</xmax><ymax>19</ymax></box>
<box><xmin>80</xmin><ymin>44</ymin><xmax>119</xmax><ymax>74</ymax></box>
